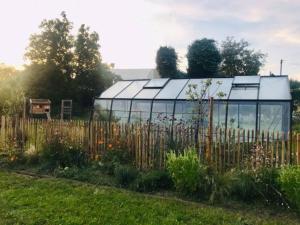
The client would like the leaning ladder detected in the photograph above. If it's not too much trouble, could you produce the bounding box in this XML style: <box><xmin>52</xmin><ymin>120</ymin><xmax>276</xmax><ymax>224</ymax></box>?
<box><xmin>61</xmin><ymin>99</ymin><xmax>72</xmax><ymax>120</ymax></box>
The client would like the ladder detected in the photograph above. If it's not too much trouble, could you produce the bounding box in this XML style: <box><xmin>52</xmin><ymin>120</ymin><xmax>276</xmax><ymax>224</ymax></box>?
<box><xmin>61</xmin><ymin>100</ymin><xmax>72</xmax><ymax>120</ymax></box>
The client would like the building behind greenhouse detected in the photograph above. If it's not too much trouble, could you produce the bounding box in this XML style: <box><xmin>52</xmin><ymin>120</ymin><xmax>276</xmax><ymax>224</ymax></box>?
<box><xmin>93</xmin><ymin>76</ymin><xmax>291</xmax><ymax>133</ymax></box>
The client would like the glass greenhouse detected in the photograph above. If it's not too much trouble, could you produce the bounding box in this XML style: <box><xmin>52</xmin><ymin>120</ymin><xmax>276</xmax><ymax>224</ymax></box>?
<box><xmin>93</xmin><ymin>76</ymin><xmax>292</xmax><ymax>133</ymax></box>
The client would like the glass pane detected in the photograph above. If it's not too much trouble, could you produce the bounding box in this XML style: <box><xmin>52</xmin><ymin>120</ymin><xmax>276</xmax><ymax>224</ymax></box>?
<box><xmin>134</xmin><ymin>89</ymin><xmax>160</xmax><ymax>99</ymax></box>
<box><xmin>100</xmin><ymin>81</ymin><xmax>132</xmax><ymax>98</ymax></box>
<box><xmin>228</xmin><ymin>103</ymin><xmax>256</xmax><ymax>130</ymax></box>
<box><xmin>177</xmin><ymin>78</ymin><xmax>232</xmax><ymax>100</ymax></box>
<box><xmin>111</xmin><ymin>100</ymin><xmax>131</xmax><ymax>123</ymax></box>
<box><xmin>115</xmin><ymin>80</ymin><xmax>148</xmax><ymax>99</ymax></box>
<box><xmin>144</xmin><ymin>78</ymin><xmax>169</xmax><ymax>88</ymax></box>
<box><xmin>151</xmin><ymin>101</ymin><xmax>174</xmax><ymax>124</ymax></box>
<box><xmin>213</xmin><ymin>102</ymin><xmax>226</xmax><ymax>129</ymax></box>
<box><xmin>229</xmin><ymin>87</ymin><xmax>258</xmax><ymax>100</ymax></box>
<box><xmin>93</xmin><ymin>99</ymin><xmax>111</xmax><ymax>121</ymax></box>
<box><xmin>130</xmin><ymin>100</ymin><xmax>152</xmax><ymax>123</ymax></box>
<box><xmin>259</xmin><ymin>77</ymin><xmax>291</xmax><ymax>100</ymax></box>
<box><xmin>233</xmin><ymin>76</ymin><xmax>260</xmax><ymax>84</ymax></box>
<box><xmin>155</xmin><ymin>79</ymin><xmax>188</xmax><ymax>99</ymax></box>
<box><xmin>174</xmin><ymin>100</ymin><xmax>206</xmax><ymax>125</ymax></box>
<box><xmin>259</xmin><ymin>102</ymin><xmax>290</xmax><ymax>132</ymax></box>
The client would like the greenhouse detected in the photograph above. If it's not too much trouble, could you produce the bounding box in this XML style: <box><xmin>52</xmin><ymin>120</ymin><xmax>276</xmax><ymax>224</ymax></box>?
<box><xmin>93</xmin><ymin>76</ymin><xmax>291</xmax><ymax>133</ymax></box>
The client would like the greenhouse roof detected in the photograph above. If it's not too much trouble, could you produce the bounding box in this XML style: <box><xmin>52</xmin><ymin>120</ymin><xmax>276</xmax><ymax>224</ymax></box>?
<box><xmin>99</xmin><ymin>76</ymin><xmax>291</xmax><ymax>101</ymax></box>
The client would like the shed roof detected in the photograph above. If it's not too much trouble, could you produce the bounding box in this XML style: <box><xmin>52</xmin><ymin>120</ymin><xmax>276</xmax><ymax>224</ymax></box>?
<box><xmin>99</xmin><ymin>76</ymin><xmax>291</xmax><ymax>101</ymax></box>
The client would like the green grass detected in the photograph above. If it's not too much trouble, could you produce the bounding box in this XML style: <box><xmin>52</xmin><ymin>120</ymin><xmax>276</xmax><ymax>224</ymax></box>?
<box><xmin>0</xmin><ymin>171</ymin><xmax>299</xmax><ymax>225</ymax></box>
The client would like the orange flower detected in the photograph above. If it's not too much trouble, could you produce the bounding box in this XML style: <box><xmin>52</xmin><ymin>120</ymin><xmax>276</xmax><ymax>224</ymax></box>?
<box><xmin>108</xmin><ymin>143</ymin><xmax>113</xmax><ymax>149</ymax></box>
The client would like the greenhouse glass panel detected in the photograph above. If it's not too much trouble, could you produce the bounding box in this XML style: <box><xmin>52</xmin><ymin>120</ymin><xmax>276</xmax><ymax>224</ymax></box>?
<box><xmin>93</xmin><ymin>99</ymin><xmax>111</xmax><ymax>121</ymax></box>
<box><xmin>233</xmin><ymin>76</ymin><xmax>260</xmax><ymax>85</ymax></box>
<box><xmin>100</xmin><ymin>81</ymin><xmax>132</xmax><ymax>98</ymax></box>
<box><xmin>213</xmin><ymin>102</ymin><xmax>226</xmax><ymax>129</ymax></box>
<box><xmin>259</xmin><ymin>77</ymin><xmax>291</xmax><ymax>100</ymax></box>
<box><xmin>111</xmin><ymin>100</ymin><xmax>131</xmax><ymax>123</ymax></box>
<box><xmin>130</xmin><ymin>100</ymin><xmax>152</xmax><ymax>123</ymax></box>
<box><xmin>227</xmin><ymin>102</ymin><xmax>256</xmax><ymax>130</ymax></box>
<box><xmin>229</xmin><ymin>87</ymin><xmax>258</xmax><ymax>100</ymax></box>
<box><xmin>134</xmin><ymin>89</ymin><xmax>160</xmax><ymax>99</ymax></box>
<box><xmin>155</xmin><ymin>79</ymin><xmax>188</xmax><ymax>99</ymax></box>
<box><xmin>208</xmin><ymin>78</ymin><xmax>233</xmax><ymax>100</ymax></box>
<box><xmin>151</xmin><ymin>100</ymin><xmax>174</xmax><ymax>124</ymax></box>
<box><xmin>144</xmin><ymin>78</ymin><xmax>169</xmax><ymax>88</ymax></box>
<box><xmin>115</xmin><ymin>80</ymin><xmax>148</xmax><ymax>99</ymax></box>
<box><xmin>174</xmin><ymin>100</ymin><xmax>207</xmax><ymax>125</ymax></box>
<box><xmin>259</xmin><ymin>102</ymin><xmax>290</xmax><ymax>133</ymax></box>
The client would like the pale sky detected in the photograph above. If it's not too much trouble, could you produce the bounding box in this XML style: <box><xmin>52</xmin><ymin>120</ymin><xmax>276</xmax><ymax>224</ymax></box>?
<box><xmin>1</xmin><ymin>0</ymin><xmax>300</xmax><ymax>79</ymax></box>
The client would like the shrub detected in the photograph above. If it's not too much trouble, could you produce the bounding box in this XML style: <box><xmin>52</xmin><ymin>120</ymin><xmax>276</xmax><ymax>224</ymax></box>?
<box><xmin>114</xmin><ymin>165</ymin><xmax>139</xmax><ymax>187</ymax></box>
<box><xmin>205</xmin><ymin>168</ymin><xmax>234</xmax><ymax>203</ymax></box>
<box><xmin>278</xmin><ymin>166</ymin><xmax>300</xmax><ymax>210</ymax></box>
<box><xmin>40</xmin><ymin>135</ymin><xmax>87</xmax><ymax>170</ymax></box>
<box><xmin>133</xmin><ymin>170</ymin><xmax>173</xmax><ymax>192</ymax></box>
<box><xmin>100</xmin><ymin>148</ymin><xmax>133</xmax><ymax>175</ymax></box>
<box><xmin>231</xmin><ymin>169</ymin><xmax>257</xmax><ymax>202</ymax></box>
<box><xmin>166</xmin><ymin>147</ymin><xmax>206</xmax><ymax>195</ymax></box>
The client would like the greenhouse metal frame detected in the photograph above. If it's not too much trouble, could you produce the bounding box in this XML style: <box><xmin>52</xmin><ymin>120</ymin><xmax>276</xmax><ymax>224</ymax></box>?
<box><xmin>93</xmin><ymin>76</ymin><xmax>292</xmax><ymax>133</ymax></box>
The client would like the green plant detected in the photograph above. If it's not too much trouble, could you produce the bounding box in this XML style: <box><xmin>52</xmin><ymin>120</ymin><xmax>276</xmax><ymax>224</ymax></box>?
<box><xmin>40</xmin><ymin>134</ymin><xmax>87</xmax><ymax>170</ymax></box>
<box><xmin>278</xmin><ymin>166</ymin><xmax>300</xmax><ymax>210</ymax></box>
<box><xmin>205</xmin><ymin>168</ymin><xmax>234</xmax><ymax>204</ymax></box>
<box><xmin>231</xmin><ymin>169</ymin><xmax>257</xmax><ymax>202</ymax></box>
<box><xmin>114</xmin><ymin>165</ymin><xmax>139</xmax><ymax>187</ymax></box>
<box><xmin>100</xmin><ymin>148</ymin><xmax>133</xmax><ymax>175</ymax></box>
<box><xmin>133</xmin><ymin>170</ymin><xmax>173</xmax><ymax>192</ymax></box>
<box><xmin>166</xmin><ymin>147</ymin><xmax>206</xmax><ymax>195</ymax></box>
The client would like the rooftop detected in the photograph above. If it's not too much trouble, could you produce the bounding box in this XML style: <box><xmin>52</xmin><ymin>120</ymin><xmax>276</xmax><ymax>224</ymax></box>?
<box><xmin>99</xmin><ymin>76</ymin><xmax>291</xmax><ymax>101</ymax></box>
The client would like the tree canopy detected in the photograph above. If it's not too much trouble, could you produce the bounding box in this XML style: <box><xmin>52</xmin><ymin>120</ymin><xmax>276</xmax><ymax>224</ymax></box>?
<box><xmin>155</xmin><ymin>46</ymin><xmax>178</xmax><ymax>78</ymax></box>
<box><xmin>220</xmin><ymin>37</ymin><xmax>266</xmax><ymax>76</ymax></box>
<box><xmin>23</xmin><ymin>12</ymin><xmax>117</xmax><ymax>116</ymax></box>
<box><xmin>187</xmin><ymin>39</ymin><xmax>221</xmax><ymax>78</ymax></box>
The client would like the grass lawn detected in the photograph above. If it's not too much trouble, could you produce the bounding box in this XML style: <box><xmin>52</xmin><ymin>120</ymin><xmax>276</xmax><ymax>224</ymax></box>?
<box><xmin>0</xmin><ymin>170</ymin><xmax>299</xmax><ymax>225</ymax></box>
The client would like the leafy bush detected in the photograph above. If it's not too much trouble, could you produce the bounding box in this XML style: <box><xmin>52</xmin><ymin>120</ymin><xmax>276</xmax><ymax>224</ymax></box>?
<box><xmin>40</xmin><ymin>135</ymin><xmax>87</xmax><ymax>170</ymax></box>
<box><xmin>231</xmin><ymin>169</ymin><xmax>257</xmax><ymax>202</ymax></box>
<box><xmin>231</xmin><ymin>168</ymin><xmax>285</xmax><ymax>206</ymax></box>
<box><xmin>114</xmin><ymin>165</ymin><xmax>139</xmax><ymax>187</ymax></box>
<box><xmin>278</xmin><ymin>166</ymin><xmax>300</xmax><ymax>210</ymax></box>
<box><xmin>133</xmin><ymin>170</ymin><xmax>173</xmax><ymax>192</ymax></box>
<box><xmin>100</xmin><ymin>148</ymin><xmax>133</xmax><ymax>175</ymax></box>
<box><xmin>166</xmin><ymin>147</ymin><xmax>206</xmax><ymax>195</ymax></box>
<box><xmin>205</xmin><ymin>168</ymin><xmax>234</xmax><ymax>203</ymax></box>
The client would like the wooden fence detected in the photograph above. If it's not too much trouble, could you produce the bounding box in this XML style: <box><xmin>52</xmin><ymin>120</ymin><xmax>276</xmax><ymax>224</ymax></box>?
<box><xmin>0</xmin><ymin>116</ymin><xmax>299</xmax><ymax>170</ymax></box>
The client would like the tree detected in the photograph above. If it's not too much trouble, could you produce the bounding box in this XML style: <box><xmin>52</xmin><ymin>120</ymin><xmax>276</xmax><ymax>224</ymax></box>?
<box><xmin>156</xmin><ymin>46</ymin><xmax>178</xmax><ymax>78</ymax></box>
<box><xmin>187</xmin><ymin>39</ymin><xmax>221</xmax><ymax>78</ymax></box>
<box><xmin>74</xmin><ymin>24</ymin><xmax>103</xmax><ymax>109</ymax></box>
<box><xmin>25</xmin><ymin>11</ymin><xmax>74</xmax><ymax>76</ymax></box>
<box><xmin>220</xmin><ymin>37</ymin><xmax>266</xmax><ymax>76</ymax></box>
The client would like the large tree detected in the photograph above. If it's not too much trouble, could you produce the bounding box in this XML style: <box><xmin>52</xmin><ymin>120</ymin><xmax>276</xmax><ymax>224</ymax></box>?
<box><xmin>155</xmin><ymin>46</ymin><xmax>178</xmax><ymax>78</ymax></box>
<box><xmin>74</xmin><ymin>24</ymin><xmax>104</xmax><ymax>108</ymax></box>
<box><xmin>220</xmin><ymin>37</ymin><xmax>266</xmax><ymax>76</ymax></box>
<box><xmin>24</xmin><ymin>12</ymin><xmax>74</xmax><ymax>106</ymax></box>
<box><xmin>187</xmin><ymin>39</ymin><xmax>221</xmax><ymax>78</ymax></box>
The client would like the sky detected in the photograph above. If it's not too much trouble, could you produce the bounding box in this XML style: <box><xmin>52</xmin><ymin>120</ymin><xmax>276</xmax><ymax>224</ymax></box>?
<box><xmin>0</xmin><ymin>0</ymin><xmax>300</xmax><ymax>79</ymax></box>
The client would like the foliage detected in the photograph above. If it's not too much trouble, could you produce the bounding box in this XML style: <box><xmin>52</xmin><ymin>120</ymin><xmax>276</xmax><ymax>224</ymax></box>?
<box><xmin>278</xmin><ymin>166</ymin><xmax>300</xmax><ymax>210</ymax></box>
<box><xmin>156</xmin><ymin>46</ymin><xmax>178</xmax><ymax>78</ymax></box>
<box><xmin>231</xmin><ymin>168</ymin><xmax>285</xmax><ymax>206</ymax></box>
<box><xmin>220</xmin><ymin>37</ymin><xmax>266</xmax><ymax>76</ymax></box>
<box><xmin>23</xmin><ymin>12</ymin><xmax>117</xmax><ymax>117</ymax></box>
<box><xmin>187</xmin><ymin>38</ymin><xmax>221</xmax><ymax>78</ymax></box>
<box><xmin>166</xmin><ymin>147</ymin><xmax>206</xmax><ymax>195</ymax></box>
<box><xmin>133</xmin><ymin>170</ymin><xmax>173</xmax><ymax>192</ymax></box>
<box><xmin>100</xmin><ymin>148</ymin><xmax>133</xmax><ymax>175</ymax></box>
<box><xmin>40</xmin><ymin>134</ymin><xmax>87</xmax><ymax>170</ymax></box>
<box><xmin>0</xmin><ymin>65</ymin><xmax>24</xmax><ymax>116</ymax></box>
<box><xmin>114</xmin><ymin>165</ymin><xmax>139</xmax><ymax>187</ymax></box>
<box><xmin>205</xmin><ymin>168</ymin><xmax>234</xmax><ymax>203</ymax></box>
